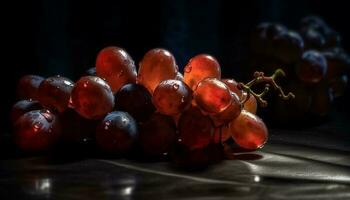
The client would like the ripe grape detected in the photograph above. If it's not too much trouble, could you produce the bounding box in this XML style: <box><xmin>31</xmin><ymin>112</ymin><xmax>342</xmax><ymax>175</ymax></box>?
<box><xmin>301</xmin><ymin>28</ymin><xmax>326</xmax><ymax>50</ymax></box>
<box><xmin>152</xmin><ymin>79</ymin><xmax>192</xmax><ymax>115</ymax></box>
<box><xmin>296</xmin><ymin>50</ymin><xmax>327</xmax><ymax>84</ymax></box>
<box><xmin>17</xmin><ymin>75</ymin><xmax>44</xmax><ymax>100</ymax></box>
<box><xmin>184</xmin><ymin>54</ymin><xmax>221</xmax><ymax>90</ymax></box>
<box><xmin>115</xmin><ymin>83</ymin><xmax>155</xmax><ymax>121</ymax></box>
<box><xmin>251</xmin><ymin>23</ymin><xmax>287</xmax><ymax>55</ymax></box>
<box><xmin>230</xmin><ymin>110</ymin><xmax>268</xmax><ymax>150</ymax></box>
<box><xmin>96</xmin><ymin>111</ymin><xmax>138</xmax><ymax>154</ymax></box>
<box><xmin>193</xmin><ymin>78</ymin><xmax>232</xmax><ymax>113</ymax></box>
<box><xmin>222</xmin><ymin>79</ymin><xmax>242</xmax><ymax>97</ymax></box>
<box><xmin>242</xmin><ymin>92</ymin><xmax>257</xmax><ymax>114</ymax></box>
<box><xmin>14</xmin><ymin>109</ymin><xmax>61</xmax><ymax>152</ymax></box>
<box><xmin>210</xmin><ymin>91</ymin><xmax>241</xmax><ymax>126</ymax></box>
<box><xmin>272</xmin><ymin>31</ymin><xmax>304</xmax><ymax>64</ymax></box>
<box><xmin>96</xmin><ymin>46</ymin><xmax>137</xmax><ymax>92</ymax></box>
<box><xmin>178</xmin><ymin>107</ymin><xmax>214</xmax><ymax>150</ymax></box>
<box><xmin>138</xmin><ymin>48</ymin><xmax>178</xmax><ymax>93</ymax></box>
<box><xmin>11</xmin><ymin>100</ymin><xmax>42</xmax><ymax>123</ymax></box>
<box><xmin>222</xmin><ymin>79</ymin><xmax>257</xmax><ymax>114</ymax></box>
<box><xmin>323</xmin><ymin>48</ymin><xmax>350</xmax><ymax>79</ymax></box>
<box><xmin>38</xmin><ymin>76</ymin><xmax>74</xmax><ymax>113</ymax></box>
<box><xmin>71</xmin><ymin>76</ymin><xmax>115</xmax><ymax>119</ymax></box>
<box><xmin>138</xmin><ymin>113</ymin><xmax>176</xmax><ymax>157</ymax></box>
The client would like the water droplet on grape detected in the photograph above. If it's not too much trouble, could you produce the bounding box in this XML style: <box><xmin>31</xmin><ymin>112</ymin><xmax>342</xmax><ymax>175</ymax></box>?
<box><xmin>83</xmin><ymin>82</ymin><xmax>89</xmax><ymax>88</ymax></box>
<box><xmin>104</xmin><ymin>120</ymin><xmax>111</xmax><ymax>130</ymax></box>
<box><xmin>40</xmin><ymin>110</ymin><xmax>54</xmax><ymax>122</ymax></box>
<box><xmin>184</xmin><ymin>65</ymin><xmax>192</xmax><ymax>73</ymax></box>
<box><xmin>33</xmin><ymin>122</ymin><xmax>42</xmax><ymax>132</ymax></box>
<box><xmin>118</xmin><ymin>70</ymin><xmax>124</xmax><ymax>77</ymax></box>
<box><xmin>172</xmin><ymin>84</ymin><xmax>179</xmax><ymax>90</ymax></box>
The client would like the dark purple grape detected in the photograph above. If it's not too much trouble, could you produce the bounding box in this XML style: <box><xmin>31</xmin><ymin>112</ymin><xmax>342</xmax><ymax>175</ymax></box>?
<box><xmin>96</xmin><ymin>111</ymin><xmax>138</xmax><ymax>154</ymax></box>
<box><xmin>115</xmin><ymin>83</ymin><xmax>155</xmax><ymax>121</ymax></box>
<box><xmin>14</xmin><ymin>109</ymin><xmax>61</xmax><ymax>152</ymax></box>
<box><xmin>296</xmin><ymin>50</ymin><xmax>327</xmax><ymax>84</ymax></box>
<box><xmin>273</xmin><ymin>30</ymin><xmax>304</xmax><ymax>64</ymax></box>
<box><xmin>38</xmin><ymin>76</ymin><xmax>74</xmax><ymax>113</ymax></box>
<box><xmin>11</xmin><ymin>100</ymin><xmax>42</xmax><ymax>123</ymax></box>
<box><xmin>17</xmin><ymin>75</ymin><xmax>44</xmax><ymax>100</ymax></box>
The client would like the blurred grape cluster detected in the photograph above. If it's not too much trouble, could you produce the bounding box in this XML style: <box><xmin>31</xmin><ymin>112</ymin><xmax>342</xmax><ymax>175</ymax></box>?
<box><xmin>249</xmin><ymin>16</ymin><xmax>349</xmax><ymax>126</ymax></box>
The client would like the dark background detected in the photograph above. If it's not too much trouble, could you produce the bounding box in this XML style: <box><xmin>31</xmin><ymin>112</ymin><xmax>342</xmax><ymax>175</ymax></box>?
<box><xmin>2</xmin><ymin>0</ymin><xmax>350</xmax><ymax>134</ymax></box>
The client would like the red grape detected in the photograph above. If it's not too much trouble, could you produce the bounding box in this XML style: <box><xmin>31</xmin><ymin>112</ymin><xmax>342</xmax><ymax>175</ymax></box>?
<box><xmin>210</xmin><ymin>91</ymin><xmax>241</xmax><ymax>126</ymax></box>
<box><xmin>138</xmin><ymin>48</ymin><xmax>178</xmax><ymax>93</ymax></box>
<box><xmin>193</xmin><ymin>78</ymin><xmax>232</xmax><ymax>113</ymax></box>
<box><xmin>96</xmin><ymin>46</ymin><xmax>137</xmax><ymax>92</ymax></box>
<box><xmin>184</xmin><ymin>54</ymin><xmax>221</xmax><ymax>90</ymax></box>
<box><xmin>152</xmin><ymin>79</ymin><xmax>192</xmax><ymax>115</ymax></box>
<box><xmin>14</xmin><ymin>109</ymin><xmax>61</xmax><ymax>152</ymax></box>
<box><xmin>230</xmin><ymin>110</ymin><xmax>268</xmax><ymax>150</ymax></box>
<box><xmin>38</xmin><ymin>76</ymin><xmax>74</xmax><ymax>113</ymax></box>
<box><xmin>71</xmin><ymin>76</ymin><xmax>114</xmax><ymax>119</ymax></box>
<box><xmin>17</xmin><ymin>75</ymin><xmax>44</xmax><ymax>100</ymax></box>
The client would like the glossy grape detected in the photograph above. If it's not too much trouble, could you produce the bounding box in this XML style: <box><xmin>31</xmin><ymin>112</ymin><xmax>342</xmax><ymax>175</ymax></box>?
<box><xmin>139</xmin><ymin>113</ymin><xmax>176</xmax><ymax>157</ymax></box>
<box><xmin>14</xmin><ymin>109</ymin><xmax>61</xmax><ymax>152</ymax></box>
<box><xmin>38</xmin><ymin>76</ymin><xmax>74</xmax><ymax>113</ymax></box>
<box><xmin>296</xmin><ymin>50</ymin><xmax>327</xmax><ymax>84</ymax></box>
<box><xmin>11</xmin><ymin>100</ymin><xmax>42</xmax><ymax>123</ymax></box>
<box><xmin>323</xmin><ymin>48</ymin><xmax>350</xmax><ymax>79</ymax></box>
<box><xmin>153</xmin><ymin>79</ymin><xmax>192</xmax><ymax>115</ymax></box>
<box><xmin>96</xmin><ymin>46</ymin><xmax>137</xmax><ymax>92</ymax></box>
<box><xmin>138</xmin><ymin>48</ymin><xmax>178</xmax><ymax>93</ymax></box>
<box><xmin>115</xmin><ymin>83</ymin><xmax>155</xmax><ymax>121</ymax></box>
<box><xmin>273</xmin><ymin>31</ymin><xmax>304</xmax><ymax>64</ymax></box>
<box><xmin>230</xmin><ymin>110</ymin><xmax>268</xmax><ymax>150</ymax></box>
<box><xmin>193</xmin><ymin>78</ymin><xmax>232</xmax><ymax>114</ymax></box>
<box><xmin>222</xmin><ymin>79</ymin><xmax>257</xmax><ymax>114</ymax></box>
<box><xmin>17</xmin><ymin>75</ymin><xmax>44</xmax><ymax>100</ymax></box>
<box><xmin>96</xmin><ymin>111</ymin><xmax>138</xmax><ymax>154</ymax></box>
<box><xmin>71</xmin><ymin>76</ymin><xmax>115</xmax><ymax>119</ymax></box>
<box><xmin>178</xmin><ymin>107</ymin><xmax>214</xmax><ymax>150</ymax></box>
<box><xmin>210</xmin><ymin>91</ymin><xmax>241</xmax><ymax>126</ymax></box>
<box><xmin>184</xmin><ymin>54</ymin><xmax>221</xmax><ymax>90</ymax></box>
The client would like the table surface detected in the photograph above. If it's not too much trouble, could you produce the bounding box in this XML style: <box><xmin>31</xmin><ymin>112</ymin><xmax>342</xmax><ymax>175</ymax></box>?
<box><xmin>1</xmin><ymin>112</ymin><xmax>350</xmax><ymax>200</ymax></box>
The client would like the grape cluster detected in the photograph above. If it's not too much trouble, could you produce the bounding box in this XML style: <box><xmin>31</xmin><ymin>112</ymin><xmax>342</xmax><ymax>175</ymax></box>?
<box><xmin>250</xmin><ymin>16</ymin><xmax>349</xmax><ymax>125</ymax></box>
<box><xmin>12</xmin><ymin>46</ymin><xmax>292</xmax><ymax>166</ymax></box>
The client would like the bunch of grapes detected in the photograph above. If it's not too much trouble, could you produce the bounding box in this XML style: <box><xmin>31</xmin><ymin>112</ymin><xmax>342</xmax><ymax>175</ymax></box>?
<box><xmin>12</xmin><ymin>46</ymin><xmax>292</xmax><ymax>166</ymax></box>
<box><xmin>250</xmin><ymin>16</ymin><xmax>349</xmax><ymax>125</ymax></box>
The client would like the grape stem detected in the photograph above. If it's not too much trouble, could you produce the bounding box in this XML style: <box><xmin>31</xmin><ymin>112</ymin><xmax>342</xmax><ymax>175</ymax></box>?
<box><xmin>237</xmin><ymin>69</ymin><xmax>295</xmax><ymax>107</ymax></box>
